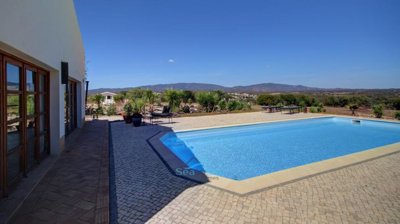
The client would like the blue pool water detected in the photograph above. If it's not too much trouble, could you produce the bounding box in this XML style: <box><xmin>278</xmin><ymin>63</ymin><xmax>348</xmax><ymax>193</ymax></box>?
<box><xmin>160</xmin><ymin>117</ymin><xmax>400</xmax><ymax>180</ymax></box>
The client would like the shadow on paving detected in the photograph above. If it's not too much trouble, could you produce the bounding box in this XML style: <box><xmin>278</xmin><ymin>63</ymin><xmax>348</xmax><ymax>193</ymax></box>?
<box><xmin>109</xmin><ymin>122</ymin><xmax>208</xmax><ymax>224</ymax></box>
<box><xmin>10</xmin><ymin>120</ymin><xmax>109</xmax><ymax>224</ymax></box>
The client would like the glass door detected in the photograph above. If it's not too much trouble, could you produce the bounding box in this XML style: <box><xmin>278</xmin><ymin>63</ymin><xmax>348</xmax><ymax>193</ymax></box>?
<box><xmin>65</xmin><ymin>80</ymin><xmax>77</xmax><ymax>135</ymax></box>
<box><xmin>38</xmin><ymin>71</ymin><xmax>50</xmax><ymax>159</ymax></box>
<box><xmin>0</xmin><ymin>53</ymin><xmax>50</xmax><ymax>197</ymax></box>
<box><xmin>5</xmin><ymin>58</ymin><xmax>24</xmax><ymax>183</ymax></box>
<box><xmin>25</xmin><ymin>66</ymin><xmax>39</xmax><ymax>170</ymax></box>
<box><xmin>0</xmin><ymin>55</ymin><xmax>4</xmax><ymax>195</ymax></box>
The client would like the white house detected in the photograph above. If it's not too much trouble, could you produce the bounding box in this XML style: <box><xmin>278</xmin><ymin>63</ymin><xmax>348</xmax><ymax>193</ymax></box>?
<box><xmin>101</xmin><ymin>92</ymin><xmax>117</xmax><ymax>105</ymax></box>
<box><xmin>0</xmin><ymin>0</ymin><xmax>86</xmax><ymax>197</ymax></box>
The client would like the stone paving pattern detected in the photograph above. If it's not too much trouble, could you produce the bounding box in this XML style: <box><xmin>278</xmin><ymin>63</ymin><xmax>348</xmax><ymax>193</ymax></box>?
<box><xmin>111</xmin><ymin>112</ymin><xmax>400</xmax><ymax>224</ymax></box>
<box><xmin>10</xmin><ymin>120</ymin><xmax>109</xmax><ymax>224</ymax></box>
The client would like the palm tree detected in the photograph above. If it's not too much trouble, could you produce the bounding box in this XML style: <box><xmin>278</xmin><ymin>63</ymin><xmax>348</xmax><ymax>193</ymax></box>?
<box><xmin>90</xmin><ymin>94</ymin><xmax>104</xmax><ymax>109</ymax></box>
<box><xmin>143</xmin><ymin>89</ymin><xmax>156</xmax><ymax>112</ymax></box>
<box><xmin>164</xmin><ymin>89</ymin><xmax>181</xmax><ymax>112</ymax></box>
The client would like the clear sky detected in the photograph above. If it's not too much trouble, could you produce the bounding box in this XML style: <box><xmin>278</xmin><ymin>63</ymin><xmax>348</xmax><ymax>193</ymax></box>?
<box><xmin>74</xmin><ymin>0</ymin><xmax>400</xmax><ymax>89</ymax></box>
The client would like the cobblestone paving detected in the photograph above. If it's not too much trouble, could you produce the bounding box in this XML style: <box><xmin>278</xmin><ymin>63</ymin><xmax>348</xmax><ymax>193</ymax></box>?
<box><xmin>111</xmin><ymin>120</ymin><xmax>400</xmax><ymax>224</ymax></box>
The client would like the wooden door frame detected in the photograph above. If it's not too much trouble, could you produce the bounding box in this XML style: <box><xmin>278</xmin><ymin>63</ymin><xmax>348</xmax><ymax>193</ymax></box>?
<box><xmin>0</xmin><ymin>51</ymin><xmax>51</xmax><ymax>197</ymax></box>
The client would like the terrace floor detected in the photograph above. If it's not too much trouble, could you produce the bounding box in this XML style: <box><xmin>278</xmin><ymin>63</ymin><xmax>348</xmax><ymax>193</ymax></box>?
<box><xmin>110</xmin><ymin>112</ymin><xmax>400</xmax><ymax>223</ymax></box>
<box><xmin>7</xmin><ymin>112</ymin><xmax>400</xmax><ymax>223</ymax></box>
<box><xmin>9</xmin><ymin>120</ymin><xmax>109</xmax><ymax>224</ymax></box>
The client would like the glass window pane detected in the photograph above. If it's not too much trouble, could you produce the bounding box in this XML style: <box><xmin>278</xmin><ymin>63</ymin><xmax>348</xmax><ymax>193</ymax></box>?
<box><xmin>40</xmin><ymin>114</ymin><xmax>47</xmax><ymax>132</ymax></box>
<box><xmin>7</xmin><ymin>122</ymin><xmax>21</xmax><ymax>150</ymax></box>
<box><xmin>7</xmin><ymin>95</ymin><xmax>20</xmax><ymax>120</ymax></box>
<box><xmin>39</xmin><ymin>134</ymin><xmax>49</xmax><ymax>154</ymax></box>
<box><xmin>27</xmin><ymin>139</ymin><xmax>36</xmax><ymax>169</ymax></box>
<box><xmin>27</xmin><ymin>118</ymin><xmax>35</xmax><ymax>139</ymax></box>
<box><xmin>7</xmin><ymin>151</ymin><xmax>20</xmax><ymax>182</ymax></box>
<box><xmin>39</xmin><ymin>74</ymin><xmax>45</xmax><ymax>92</ymax></box>
<box><xmin>7</xmin><ymin>63</ymin><xmax>20</xmax><ymax>90</ymax></box>
<box><xmin>40</xmin><ymin>94</ymin><xmax>45</xmax><ymax>113</ymax></box>
<box><xmin>26</xmin><ymin>69</ymin><xmax>36</xmax><ymax>92</ymax></box>
<box><xmin>27</xmin><ymin>94</ymin><xmax>35</xmax><ymax>116</ymax></box>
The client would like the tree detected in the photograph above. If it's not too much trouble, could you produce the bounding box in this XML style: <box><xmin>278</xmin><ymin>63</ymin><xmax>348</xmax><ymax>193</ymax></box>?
<box><xmin>164</xmin><ymin>89</ymin><xmax>181</xmax><ymax>112</ymax></box>
<box><xmin>372</xmin><ymin>104</ymin><xmax>384</xmax><ymax>118</ymax></box>
<box><xmin>348</xmin><ymin>104</ymin><xmax>359</xmax><ymax>116</ymax></box>
<box><xmin>392</xmin><ymin>98</ymin><xmax>400</xmax><ymax>110</ymax></box>
<box><xmin>297</xmin><ymin>94</ymin><xmax>313</xmax><ymax>106</ymax></box>
<box><xmin>126</xmin><ymin>88</ymin><xmax>145</xmax><ymax>100</ymax></box>
<box><xmin>181</xmin><ymin>90</ymin><xmax>196</xmax><ymax>104</ymax></box>
<box><xmin>337</xmin><ymin>96</ymin><xmax>349</xmax><ymax>107</ymax></box>
<box><xmin>324</xmin><ymin>95</ymin><xmax>339</xmax><ymax>107</ymax></box>
<box><xmin>90</xmin><ymin>94</ymin><xmax>104</xmax><ymax>108</ymax></box>
<box><xmin>256</xmin><ymin>94</ymin><xmax>279</xmax><ymax>106</ymax></box>
<box><xmin>280</xmin><ymin>94</ymin><xmax>297</xmax><ymax>105</ymax></box>
<box><xmin>114</xmin><ymin>94</ymin><xmax>125</xmax><ymax>104</ymax></box>
<box><xmin>395</xmin><ymin>111</ymin><xmax>400</xmax><ymax>120</ymax></box>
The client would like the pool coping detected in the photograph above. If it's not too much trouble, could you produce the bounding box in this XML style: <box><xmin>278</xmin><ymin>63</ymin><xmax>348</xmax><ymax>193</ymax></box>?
<box><xmin>148</xmin><ymin>116</ymin><xmax>400</xmax><ymax>195</ymax></box>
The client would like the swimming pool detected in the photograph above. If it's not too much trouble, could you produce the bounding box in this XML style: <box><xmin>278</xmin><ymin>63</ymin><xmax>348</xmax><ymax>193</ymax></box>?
<box><xmin>160</xmin><ymin>117</ymin><xmax>400</xmax><ymax>180</ymax></box>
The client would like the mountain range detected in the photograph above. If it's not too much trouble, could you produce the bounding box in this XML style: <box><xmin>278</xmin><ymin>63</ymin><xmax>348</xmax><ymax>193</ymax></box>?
<box><xmin>88</xmin><ymin>82</ymin><xmax>397</xmax><ymax>95</ymax></box>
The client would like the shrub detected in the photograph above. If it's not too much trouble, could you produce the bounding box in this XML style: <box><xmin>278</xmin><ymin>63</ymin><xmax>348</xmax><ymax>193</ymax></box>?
<box><xmin>227</xmin><ymin>100</ymin><xmax>248</xmax><ymax>111</ymax></box>
<box><xmin>395</xmin><ymin>111</ymin><xmax>400</xmax><ymax>120</ymax></box>
<box><xmin>123</xmin><ymin>102</ymin><xmax>133</xmax><ymax>116</ymax></box>
<box><xmin>372</xmin><ymin>104</ymin><xmax>384</xmax><ymax>118</ymax></box>
<box><xmin>218</xmin><ymin>100</ymin><xmax>227</xmax><ymax>111</ymax></box>
<box><xmin>95</xmin><ymin>107</ymin><xmax>104</xmax><ymax>115</ymax></box>
<box><xmin>106</xmin><ymin>104</ymin><xmax>117</xmax><ymax>116</ymax></box>
<box><xmin>310</xmin><ymin>104</ymin><xmax>325</xmax><ymax>113</ymax></box>
<box><xmin>181</xmin><ymin>90</ymin><xmax>196</xmax><ymax>104</ymax></box>
<box><xmin>132</xmin><ymin>99</ymin><xmax>145</xmax><ymax>114</ymax></box>
<box><xmin>196</xmin><ymin>92</ymin><xmax>218</xmax><ymax>112</ymax></box>
<box><xmin>227</xmin><ymin>101</ymin><xmax>238</xmax><ymax>111</ymax></box>
<box><xmin>310</xmin><ymin>107</ymin><xmax>318</xmax><ymax>113</ymax></box>
<box><xmin>182</xmin><ymin>105</ymin><xmax>190</xmax><ymax>113</ymax></box>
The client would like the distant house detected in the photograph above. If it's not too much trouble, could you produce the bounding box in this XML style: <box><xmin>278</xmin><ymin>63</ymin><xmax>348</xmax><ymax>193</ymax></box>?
<box><xmin>101</xmin><ymin>92</ymin><xmax>117</xmax><ymax>105</ymax></box>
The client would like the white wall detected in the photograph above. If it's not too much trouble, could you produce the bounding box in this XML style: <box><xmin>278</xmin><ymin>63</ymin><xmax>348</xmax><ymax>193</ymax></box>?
<box><xmin>0</xmin><ymin>0</ymin><xmax>86</xmax><ymax>154</ymax></box>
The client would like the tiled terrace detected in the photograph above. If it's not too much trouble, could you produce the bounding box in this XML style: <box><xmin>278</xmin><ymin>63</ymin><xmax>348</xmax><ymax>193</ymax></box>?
<box><xmin>6</xmin><ymin>112</ymin><xmax>400</xmax><ymax>223</ymax></box>
<box><xmin>110</xmin><ymin>112</ymin><xmax>400</xmax><ymax>223</ymax></box>
<box><xmin>9</xmin><ymin>120</ymin><xmax>109</xmax><ymax>224</ymax></box>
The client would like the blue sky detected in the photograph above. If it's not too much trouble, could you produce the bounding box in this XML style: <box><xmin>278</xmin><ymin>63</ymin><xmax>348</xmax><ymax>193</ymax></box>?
<box><xmin>74</xmin><ymin>0</ymin><xmax>400</xmax><ymax>89</ymax></box>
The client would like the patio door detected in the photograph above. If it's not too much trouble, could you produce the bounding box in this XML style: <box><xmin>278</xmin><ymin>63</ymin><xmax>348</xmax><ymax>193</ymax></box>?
<box><xmin>0</xmin><ymin>52</ymin><xmax>50</xmax><ymax>197</ymax></box>
<box><xmin>4</xmin><ymin>58</ymin><xmax>24</xmax><ymax>187</ymax></box>
<box><xmin>65</xmin><ymin>79</ymin><xmax>77</xmax><ymax>135</ymax></box>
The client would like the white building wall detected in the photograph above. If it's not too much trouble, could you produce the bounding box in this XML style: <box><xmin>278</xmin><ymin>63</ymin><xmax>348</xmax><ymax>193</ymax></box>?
<box><xmin>0</xmin><ymin>0</ymin><xmax>86</xmax><ymax>154</ymax></box>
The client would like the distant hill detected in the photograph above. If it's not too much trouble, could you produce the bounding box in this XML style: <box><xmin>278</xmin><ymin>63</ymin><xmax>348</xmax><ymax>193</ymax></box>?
<box><xmin>88</xmin><ymin>82</ymin><xmax>398</xmax><ymax>95</ymax></box>
<box><xmin>230</xmin><ymin>83</ymin><xmax>321</xmax><ymax>93</ymax></box>
<box><xmin>139</xmin><ymin>83</ymin><xmax>227</xmax><ymax>92</ymax></box>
